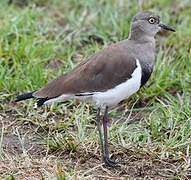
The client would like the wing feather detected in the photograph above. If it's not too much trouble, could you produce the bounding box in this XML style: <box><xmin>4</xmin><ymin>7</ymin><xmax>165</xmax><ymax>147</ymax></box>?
<box><xmin>33</xmin><ymin>42</ymin><xmax>137</xmax><ymax>99</ymax></box>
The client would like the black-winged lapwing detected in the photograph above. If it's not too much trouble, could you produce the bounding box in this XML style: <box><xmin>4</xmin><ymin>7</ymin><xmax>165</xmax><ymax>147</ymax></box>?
<box><xmin>16</xmin><ymin>11</ymin><xmax>175</xmax><ymax>167</ymax></box>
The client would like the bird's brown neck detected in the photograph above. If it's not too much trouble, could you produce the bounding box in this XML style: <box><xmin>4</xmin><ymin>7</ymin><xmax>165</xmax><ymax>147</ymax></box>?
<box><xmin>128</xmin><ymin>27</ymin><xmax>155</xmax><ymax>45</ymax></box>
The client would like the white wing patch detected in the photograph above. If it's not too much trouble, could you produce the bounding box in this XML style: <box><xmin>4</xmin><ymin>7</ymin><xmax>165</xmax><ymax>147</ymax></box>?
<box><xmin>92</xmin><ymin>59</ymin><xmax>142</xmax><ymax>107</ymax></box>
<box><xmin>44</xmin><ymin>94</ymin><xmax>74</xmax><ymax>104</ymax></box>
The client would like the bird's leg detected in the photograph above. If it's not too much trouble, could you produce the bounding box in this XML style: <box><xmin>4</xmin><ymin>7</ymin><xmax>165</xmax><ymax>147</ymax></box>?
<box><xmin>96</xmin><ymin>108</ymin><xmax>105</xmax><ymax>159</ymax></box>
<box><xmin>102</xmin><ymin>106</ymin><xmax>118</xmax><ymax>166</ymax></box>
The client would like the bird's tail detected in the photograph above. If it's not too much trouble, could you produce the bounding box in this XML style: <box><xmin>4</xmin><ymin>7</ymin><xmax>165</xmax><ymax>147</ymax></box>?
<box><xmin>15</xmin><ymin>91</ymin><xmax>50</xmax><ymax>108</ymax></box>
<box><xmin>15</xmin><ymin>91</ymin><xmax>35</xmax><ymax>102</ymax></box>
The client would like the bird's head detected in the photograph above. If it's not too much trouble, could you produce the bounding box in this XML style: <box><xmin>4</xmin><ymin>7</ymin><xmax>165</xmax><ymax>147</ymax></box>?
<box><xmin>130</xmin><ymin>11</ymin><xmax>175</xmax><ymax>40</ymax></box>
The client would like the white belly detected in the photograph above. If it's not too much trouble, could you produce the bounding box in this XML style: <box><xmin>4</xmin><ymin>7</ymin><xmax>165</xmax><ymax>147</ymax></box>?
<box><xmin>92</xmin><ymin>59</ymin><xmax>142</xmax><ymax>108</ymax></box>
<box><xmin>44</xmin><ymin>59</ymin><xmax>142</xmax><ymax>108</ymax></box>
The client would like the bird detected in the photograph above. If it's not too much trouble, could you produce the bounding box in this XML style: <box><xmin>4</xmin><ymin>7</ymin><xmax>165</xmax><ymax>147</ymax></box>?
<box><xmin>15</xmin><ymin>11</ymin><xmax>175</xmax><ymax>167</ymax></box>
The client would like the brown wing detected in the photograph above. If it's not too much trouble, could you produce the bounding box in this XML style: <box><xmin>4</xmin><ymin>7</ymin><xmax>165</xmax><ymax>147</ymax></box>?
<box><xmin>33</xmin><ymin>43</ymin><xmax>137</xmax><ymax>99</ymax></box>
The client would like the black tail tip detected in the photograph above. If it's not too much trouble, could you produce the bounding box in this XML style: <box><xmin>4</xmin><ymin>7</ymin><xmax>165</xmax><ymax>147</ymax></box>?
<box><xmin>15</xmin><ymin>91</ymin><xmax>35</xmax><ymax>102</ymax></box>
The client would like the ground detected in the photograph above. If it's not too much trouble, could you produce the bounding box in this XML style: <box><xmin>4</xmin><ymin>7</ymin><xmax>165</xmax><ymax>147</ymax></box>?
<box><xmin>0</xmin><ymin>0</ymin><xmax>191</xmax><ymax>179</ymax></box>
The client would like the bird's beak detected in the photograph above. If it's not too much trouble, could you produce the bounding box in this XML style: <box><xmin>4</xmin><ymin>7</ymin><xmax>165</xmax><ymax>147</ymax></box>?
<box><xmin>159</xmin><ymin>23</ymin><xmax>175</xmax><ymax>32</ymax></box>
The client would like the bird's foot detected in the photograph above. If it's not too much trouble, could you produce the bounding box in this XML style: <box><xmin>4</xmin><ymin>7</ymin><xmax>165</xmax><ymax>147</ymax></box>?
<box><xmin>103</xmin><ymin>156</ymin><xmax>118</xmax><ymax>167</ymax></box>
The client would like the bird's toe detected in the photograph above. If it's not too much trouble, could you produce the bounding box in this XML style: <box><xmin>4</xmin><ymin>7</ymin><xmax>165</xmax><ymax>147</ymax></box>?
<box><xmin>103</xmin><ymin>156</ymin><xmax>119</xmax><ymax>167</ymax></box>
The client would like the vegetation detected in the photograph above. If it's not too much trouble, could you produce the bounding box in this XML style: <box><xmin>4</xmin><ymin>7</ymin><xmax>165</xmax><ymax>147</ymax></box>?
<box><xmin>0</xmin><ymin>0</ymin><xmax>191</xmax><ymax>178</ymax></box>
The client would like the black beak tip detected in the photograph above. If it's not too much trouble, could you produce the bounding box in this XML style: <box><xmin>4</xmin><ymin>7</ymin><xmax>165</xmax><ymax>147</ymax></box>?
<box><xmin>170</xmin><ymin>28</ymin><xmax>176</xmax><ymax>32</ymax></box>
<box><xmin>159</xmin><ymin>24</ymin><xmax>176</xmax><ymax>32</ymax></box>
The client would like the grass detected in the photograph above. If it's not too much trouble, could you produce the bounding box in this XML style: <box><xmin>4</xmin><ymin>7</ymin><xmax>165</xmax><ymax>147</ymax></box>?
<box><xmin>0</xmin><ymin>0</ymin><xmax>191</xmax><ymax>179</ymax></box>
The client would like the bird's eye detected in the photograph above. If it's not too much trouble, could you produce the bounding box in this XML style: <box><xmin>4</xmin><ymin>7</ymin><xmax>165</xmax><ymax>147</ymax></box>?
<box><xmin>148</xmin><ymin>17</ymin><xmax>156</xmax><ymax>24</ymax></box>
